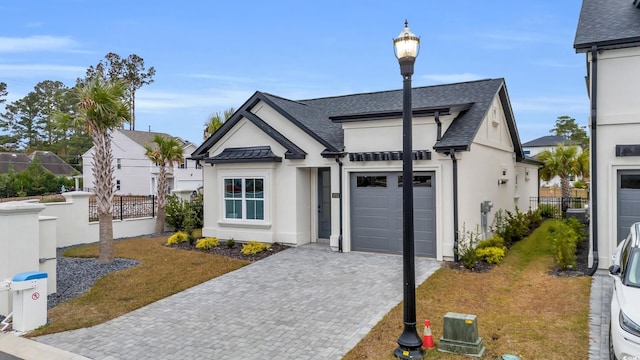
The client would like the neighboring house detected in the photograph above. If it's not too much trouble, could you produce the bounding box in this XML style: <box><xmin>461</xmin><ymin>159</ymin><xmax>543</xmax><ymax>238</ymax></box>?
<box><xmin>522</xmin><ymin>135</ymin><xmax>584</xmax><ymax>188</ymax></box>
<box><xmin>191</xmin><ymin>78</ymin><xmax>540</xmax><ymax>260</ymax></box>
<box><xmin>0</xmin><ymin>151</ymin><xmax>76</xmax><ymax>177</ymax></box>
<box><xmin>82</xmin><ymin>130</ymin><xmax>202</xmax><ymax>195</ymax></box>
<box><xmin>575</xmin><ymin>0</ymin><xmax>640</xmax><ymax>270</ymax></box>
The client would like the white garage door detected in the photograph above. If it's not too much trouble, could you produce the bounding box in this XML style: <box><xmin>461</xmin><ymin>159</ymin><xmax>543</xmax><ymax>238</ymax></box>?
<box><xmin>350</xmin><ymin>172</ymin><xmax>436</xmax><ymax>257</ymax></box>
<box><xmin>618</xmin><ymin>170</ymin><xmax>640</xmax><ymax>244</ymax></box>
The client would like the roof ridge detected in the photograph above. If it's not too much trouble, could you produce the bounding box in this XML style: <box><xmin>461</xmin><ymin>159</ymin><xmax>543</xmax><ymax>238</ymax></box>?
<box><xmin>295</xmin><ymin>78</ymin><xmax>501</xmax><ymax>102</ymax></box>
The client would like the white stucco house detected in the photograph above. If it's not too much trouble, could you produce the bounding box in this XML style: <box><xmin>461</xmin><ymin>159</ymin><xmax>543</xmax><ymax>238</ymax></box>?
<box><xmin>575</xmin><ymin>0</ymin><xmax>640</xmax><ymax>271</ymax></box>
<box><xmin>522</xmin><ymin>135</ymin><xmax>586</xmax><ymax>189</ymax></box>
<box><xmin>191</xmin><ymin>78</ymin><xmax>539</xmax><ymax>260</ymax></box>
<box><xmin>83</xmin><ymin>130</ymin><xmax>203</xmax><ymax>196</ymax></box>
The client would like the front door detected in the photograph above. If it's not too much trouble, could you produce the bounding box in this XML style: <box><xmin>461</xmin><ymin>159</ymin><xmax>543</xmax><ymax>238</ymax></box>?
<box><xmin>318</xmin><ymin>168</ymin><xmax>331</xmax><ymax>239</ymax></box>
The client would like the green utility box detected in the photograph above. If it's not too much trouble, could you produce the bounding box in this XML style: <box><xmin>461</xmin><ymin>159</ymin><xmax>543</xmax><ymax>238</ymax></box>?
<box><xmin>438</xmin><ymin>312</ymin><xmax>485</xmax><ymax>357</ymax></box>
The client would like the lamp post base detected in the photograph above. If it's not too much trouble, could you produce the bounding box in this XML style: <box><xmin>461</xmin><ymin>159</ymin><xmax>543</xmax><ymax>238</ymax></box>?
<box><xmin>394</xmin><ymin>346</ymin><xmax>425</xmax><ymax>359</ymax></box>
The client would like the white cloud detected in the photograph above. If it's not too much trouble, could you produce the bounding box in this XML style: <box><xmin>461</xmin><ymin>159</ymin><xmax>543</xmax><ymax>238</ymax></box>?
<box><xmin>421</xmin><ymin>73</ymin><xmax>485</xmax><ymax>84</ymax></box>
<box><xmin>0</xmin><ymin>35</ymin><xmax>79</xmax><ymax>53</ymax></box>
<box><xmin>136</xmin><ymin>88</ymin><xmax>253</xmax><ymax>113</ymax></box>
<box><xmin>0</xmin><ymin>64</ymin><xmax>86</xmax><ymax>78</ymax></box>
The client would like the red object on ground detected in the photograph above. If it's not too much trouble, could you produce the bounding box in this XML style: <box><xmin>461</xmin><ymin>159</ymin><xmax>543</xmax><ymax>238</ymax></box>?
<box><xmin>423</xmin><ymin>319</ymin><xmax>435</xmax><ymax>349</ymax></box>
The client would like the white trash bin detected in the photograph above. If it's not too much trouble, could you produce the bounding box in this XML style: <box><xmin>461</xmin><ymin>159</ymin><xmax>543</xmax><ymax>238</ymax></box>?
<box><xmin>10</xmin><ymin>271</ymin><xmax>47</xmax><ymax>332</ymax></box>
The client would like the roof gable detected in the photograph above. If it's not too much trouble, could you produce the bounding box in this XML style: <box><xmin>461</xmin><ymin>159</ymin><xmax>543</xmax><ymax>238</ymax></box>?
<box><xmin>30</xmin><ymin>151</ymin><xmax>76</xmax><ymax>176</ymax></box>
<box><xmin>522</xmin><ymin>135</ymin><xmax>570</xmax><ymax>148</ymax></box>
<box><xmin>575</xmin><ymin>0</ymin><xmax>640</xmax><ymax>51</ymax></box>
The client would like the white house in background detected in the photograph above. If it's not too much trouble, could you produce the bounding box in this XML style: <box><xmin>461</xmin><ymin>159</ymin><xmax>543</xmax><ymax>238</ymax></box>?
<box><xmin>575</xmin><ymin>0</ymin><xmax>640</xmax><ymax>270</ymax></box>
<box><xmin>82</xmin><ymin>129</ymin><xmax>203</xmax><ymax>196</ymax></box>
<box><xmin>191</xmin><ymin>78</ymin><xmax>540</xmax><ymax>260</ymax></box>
<box><xmin>522</xmin><ymin>135</ymin><xmax>584</xmax><ymax>188</ymax></box>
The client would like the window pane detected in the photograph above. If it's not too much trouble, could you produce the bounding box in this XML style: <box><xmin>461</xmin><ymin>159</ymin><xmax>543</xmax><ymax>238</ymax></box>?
<box><xmin>224</xmin><ymin>179</ymin><xmax>242</xmax><ymax>198</ymax></box>
<box><xmin>357</xmin><ymin>176</ymin><xmax>387</xmax><ymax>187</ymax></box>
<box><xmin>398</xmin><ymin>176</ymin><xmax>432</xmax><ymax>187</ymax></box>
<box><xmin>225</xmin><ymin>200</ymin><xmax>242</xmax><ymax>218</ymax></box>
<box><xmin>621</xmin><ymin>175</ymin><xmax>640</xmax><ymax>189</ymax></box>
<box><xmin>246</xmin><ymin>200</ymin><xmax>264</xmax><ymax>220</ymax></box>
<box><xmin>246</xmin><ymin>178</ymin><xmax>264</xmax><ymax>199</ymax></box>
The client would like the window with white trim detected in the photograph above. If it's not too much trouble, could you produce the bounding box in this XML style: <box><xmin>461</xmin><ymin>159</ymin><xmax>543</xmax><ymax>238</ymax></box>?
<box><xmin>223</xmin><ymin>178</ymin><xmax>264</xmax><ymax>220</ymax></box>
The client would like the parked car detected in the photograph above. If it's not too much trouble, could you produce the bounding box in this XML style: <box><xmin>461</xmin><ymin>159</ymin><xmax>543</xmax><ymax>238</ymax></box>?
<box><xmin>609</xmin><ymin>222</ymin><xmax>640</xmax><ymax>360</ymax></box>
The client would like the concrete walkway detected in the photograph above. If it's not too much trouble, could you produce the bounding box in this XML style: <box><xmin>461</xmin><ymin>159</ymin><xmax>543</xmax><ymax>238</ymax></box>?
<box><xmin>34</xmin><ymin>246</ymin><xmax>440</xmax><ymax>360</ymax></box>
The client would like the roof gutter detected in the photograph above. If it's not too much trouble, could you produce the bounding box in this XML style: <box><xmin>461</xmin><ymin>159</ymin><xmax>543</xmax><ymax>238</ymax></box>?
<box><xmin>587</xmin><ymin>45</ymin><xmax>599</xmax><ymax>276</ymax></box>
<box><xmin>450</xmin><ymin>149</ymin><xmax>460</xmax><ymax>262</ymax></box>
<box><xmin>323</xmin><ymin>151</ymin><xmax>346</xmax><ymax>253</ymax></box>
<box><xmin>434</xmin><ymin>111</ymin><xmax>442</xmax><ymax>142</ymax></box>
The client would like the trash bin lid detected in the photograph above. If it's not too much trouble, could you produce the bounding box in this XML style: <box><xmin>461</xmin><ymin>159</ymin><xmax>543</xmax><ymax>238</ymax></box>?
<box><xmin>12</xmin><ymin>271</ymin><xmax>47</xmax><ymax>281</ymax></box>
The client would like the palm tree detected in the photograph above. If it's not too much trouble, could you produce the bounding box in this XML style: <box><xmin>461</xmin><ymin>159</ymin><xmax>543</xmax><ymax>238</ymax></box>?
<box><xmin>203</xmin><ymin>107</ymin><xmax>235</xmax><ymax>139</ymax></box>
<box><xmin>538</xmin><ymin>144</ymin><xmax>590</xmax><ymax>201</ymax></box>
<box><xmin>144</xmin><ymin>134</ymin><xmax>184</xmax><ymax>234</ymax></box>
<box><xmin>63</xmin><ymin>78</ymin><xmax>130</xmax><ymax>264</ymax></box>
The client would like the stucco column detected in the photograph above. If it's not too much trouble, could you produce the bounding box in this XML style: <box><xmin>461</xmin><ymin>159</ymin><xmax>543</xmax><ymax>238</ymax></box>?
<box><xmin>329</xmin><ymin>163</ymin><xmax>342</xmax><ymax>252</ymax></box>
<box><xmin>0</xmin><ymin>201</ymin><xmax>45</xmax><ymax>316</ymax></box>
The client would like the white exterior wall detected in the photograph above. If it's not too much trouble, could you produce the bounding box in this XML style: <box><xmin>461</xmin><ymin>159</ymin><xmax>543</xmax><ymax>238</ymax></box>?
<box><xmin>589</xmin><ymin>47</ymin><xmax>640</xmax><ymax>269</ymax></box>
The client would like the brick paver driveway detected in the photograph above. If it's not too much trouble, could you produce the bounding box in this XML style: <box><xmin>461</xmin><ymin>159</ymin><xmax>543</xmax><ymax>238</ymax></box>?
<box><xmin>36</xmin><ymin>246</ymin><xmax>440</xmax><ymax>360</ymax></box>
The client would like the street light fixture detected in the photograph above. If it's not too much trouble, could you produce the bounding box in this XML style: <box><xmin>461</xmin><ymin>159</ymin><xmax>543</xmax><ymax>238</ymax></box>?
<box><xmin>393</xmin><ymin>20</ymin><xmax>424</xmax><ymax>360</ymax></box>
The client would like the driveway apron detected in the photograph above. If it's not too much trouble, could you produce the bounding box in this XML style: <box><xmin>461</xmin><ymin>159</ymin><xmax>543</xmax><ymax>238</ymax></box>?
<box><xmin>36</xmin><ymin>246</ymin><xmax>440</xmax><ymax>360</ymax></box>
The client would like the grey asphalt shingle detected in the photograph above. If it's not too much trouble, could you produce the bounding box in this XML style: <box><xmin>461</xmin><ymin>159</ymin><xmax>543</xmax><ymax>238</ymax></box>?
<box><xmin>575</xmin><ymin>0</ymin><xmax>640</xmax><ymax>51</ymax></box>
<box><xmin>522</xmin><ymin>135</ymin><xmax>570</xmax><ymax>148</ymax></box>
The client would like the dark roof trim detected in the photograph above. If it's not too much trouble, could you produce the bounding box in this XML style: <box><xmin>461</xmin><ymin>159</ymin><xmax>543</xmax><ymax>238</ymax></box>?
<box><xmin>520</xmin><ymin>156</ymin><xmax>544</xmax><ymax>166</ymax></box>
<box><xmin>204</xmin><ymin>146</ymin><xmax>282</xmax><ymax>164</ymax></box>
<box><xmin>321</xmin><ymin>150</ymin><xmax>346</xmax><ymax>158</ymax></box>
<box><xmin>575</xmin><ymin>38</ymin><xmax>640</xmax><ymax>52</ymax></box>
<box><xmin>258</xmin><ymin>93</ymin><xmax>340</xmax><ymax>152</ymax></box>
<box><xmin>191</xmin><ymin>93</ymin><xmax>307</xmax><ymax>160</ymax></box>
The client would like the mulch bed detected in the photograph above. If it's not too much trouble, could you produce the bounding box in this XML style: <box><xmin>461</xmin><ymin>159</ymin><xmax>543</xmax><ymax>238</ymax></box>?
<box><xmin>169</xmin><ymin>242</ymin><xmax>291</xmax><ymax>262</ymax></box>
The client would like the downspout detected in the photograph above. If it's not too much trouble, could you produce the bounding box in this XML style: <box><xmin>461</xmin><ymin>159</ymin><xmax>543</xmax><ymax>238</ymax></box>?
<box><xmin>587</xmin><ymin>45</ymin><xmax>599</xmax><ymax>276</ymax></box>
<box><xmin>451</xmin><ymin>149</ymin><xmax>459</xmax><ymax>262</ymax></box>
<box><xmin>335</xmin><ymin>157</ymin><xmax>344</xmax><ymax>253</ymax></box>
<box><xmin>434</xmin><ymin>111</ymin><xmax>442</xmax><ymax>141</ymax></box>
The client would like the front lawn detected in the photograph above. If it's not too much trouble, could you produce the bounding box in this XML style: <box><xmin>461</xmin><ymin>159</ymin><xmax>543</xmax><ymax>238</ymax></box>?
<box><xmin>344</xmin><ymin>220</ymin><xmax>592</xmax><ymax>359</ymax></box>
<box><xmin>28</xmin><ymin>235</ymin><xmax>249</xmax><ymax>337</ymax></box>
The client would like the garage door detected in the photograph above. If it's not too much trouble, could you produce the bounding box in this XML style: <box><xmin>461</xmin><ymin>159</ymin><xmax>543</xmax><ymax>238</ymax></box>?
<box><xmin>618</xmin><ymin>170</ymin><xmax>640</xmax><ymax>244</ymax></box>
<box><xmin>350</xmin><ymin>172</ymin><xmax>436</xmax><ymax>257</ymax></box>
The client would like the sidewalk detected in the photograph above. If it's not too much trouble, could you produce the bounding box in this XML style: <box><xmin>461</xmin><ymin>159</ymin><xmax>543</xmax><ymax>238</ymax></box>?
<box><xmin>589</xmin><ymin>272</ymin><xmax>613</xmax><ymax>360</ymax></box>
<box><xmin>0</xmin><ymin>332</ymin><xmax>89</xmax><ymax>360</ymax></box>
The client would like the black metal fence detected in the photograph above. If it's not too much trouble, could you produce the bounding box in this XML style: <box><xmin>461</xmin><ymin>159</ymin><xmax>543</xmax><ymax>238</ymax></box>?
<box><xmin>529</xmin><ymin>197</ymin><xmax>588</xmax><ymax>220</ymax></box>
<box><xmin>89</xmin><ymin>195</ymin><xmax>156</xmax><ymax>222</ymax></box>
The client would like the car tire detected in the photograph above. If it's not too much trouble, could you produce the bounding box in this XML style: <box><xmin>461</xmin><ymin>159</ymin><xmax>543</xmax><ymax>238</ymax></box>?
<box><xmin>609</xmin><ymin>324</ymin><xmax>618</xmax><ymax>360</ymax></box>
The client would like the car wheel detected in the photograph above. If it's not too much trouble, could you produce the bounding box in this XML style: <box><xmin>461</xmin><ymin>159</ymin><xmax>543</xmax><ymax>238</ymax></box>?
<box><xmin>609</xmin><ymin>324</ymin><xmax>618</xmax><ymax>360</ymax></box>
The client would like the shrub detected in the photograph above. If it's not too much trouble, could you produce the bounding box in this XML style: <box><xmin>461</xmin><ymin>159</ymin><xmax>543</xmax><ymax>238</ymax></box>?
<box><xmin>477</xmin><ymin>234</ymin><xmax>506</xmax><ymax>251</ymax></box>
<box><xmin>476</xmin><ymin>246</ymin><xmax>506</xmax><ymax>264</ymax></box>
<box><xmin>226</xmin><ymin>239</ymin><xmax>235</xmax><ymax>248</ymax></box>
<box><xmin>526</xmin><ymin>209</ymin><xmax>543</xmax><ymax>229</ymax></box>
<box><xmin>492</xmin><ymin>208</ymin><xmax>532</xmax><ymax>247</ymax></box>
<box><xmin>166</xmin><ymin>231</ymin><xmax>189</xmax><ymax>245</ymax></box>
<box><xmin>539</xmin><ymin>204</ymin><xmax>558</xmax><ymax>219</ymax></box>
<box><xmin>241</xmin><ymin>241</ymin><xmax>271</xmax><ymax>255</ymax></box>
<box><xmin>196</xmin><ymin>237</ymin><xmax>219</xmax><ymax>250</ymax></box>
<box><xmin>548</xmin><ymin>220</ymin><xmax>579</xmax><ymax>270</ymax></box>
<box><xmin>165</xmin><ymin>194</ymin><xmax>204</xmax><ymax>232</ymax></box>
<box><xmin>563</xmin><ymin>217</ymin><xmax>586</xmax><ymax>243</ymax></box>
<box><xmin>456</xmin><ymin>224</ymin><xmax>481</xmax><ymax>269</ymax></box>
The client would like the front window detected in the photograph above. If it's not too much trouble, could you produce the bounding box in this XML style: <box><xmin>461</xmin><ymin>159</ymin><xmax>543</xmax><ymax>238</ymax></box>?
<box><xmin>624</xmin><ymin>250</ymin><xmax>640</xmax><ymax>287</ymax></box>
<box><xmin>223</xmin><ymin>178</ymin><xmax>264</xmax><ymax>220</ymax></box>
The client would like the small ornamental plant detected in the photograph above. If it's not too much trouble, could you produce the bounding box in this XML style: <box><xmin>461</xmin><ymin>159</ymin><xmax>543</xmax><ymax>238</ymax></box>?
<box><xmin>166</xmin><ymin>231</ymin><xmax>189</xmax><ymax>246</ymax></box>
<box><xmin>241</xmin><ymin>241</ymin><xmax>271</xmax><ymax>255</ymax></box>
<box><xmin>196</xmin><ymin>237</ymin><xmax>220</xmax><ymax>250</ymax></box>
<box><xmin>226</xmin><ymin>239</ymin><xmax>235</xmax><ymax>248</ymax></box>
<box><xmin>476</xmin><ymin>247</ymin><xmax>506</xmax><ymax>264</ymax></box>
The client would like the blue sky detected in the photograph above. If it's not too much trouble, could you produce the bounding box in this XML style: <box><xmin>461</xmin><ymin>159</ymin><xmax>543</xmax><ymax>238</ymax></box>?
<box><xmin>1</xmin><ymin>0</ymin><xmax>588</xmax><ymax>145</ymax></box>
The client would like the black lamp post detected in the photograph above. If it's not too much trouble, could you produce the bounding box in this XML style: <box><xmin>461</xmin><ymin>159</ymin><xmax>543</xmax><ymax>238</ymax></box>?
<box><xmin>393</xmin><ymin>21</ymin><xmax>424</xmax><ymax>360</ymax></box>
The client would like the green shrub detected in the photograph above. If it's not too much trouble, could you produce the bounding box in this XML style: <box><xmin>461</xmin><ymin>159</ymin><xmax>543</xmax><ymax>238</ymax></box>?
<box><xmin>548</xmin><ymin>220</ymin><xmax>579</xmax><ymax>270</ymax></box>
<box><xmin>476</xmin><ymin>246</ymin><xmax>506</xmax><ymax>264</ymax></box>
<box><xmin>527</xmin><ymin>209</ymin><xmax>543</xmax><ymax>229</ymax></box>
<box><xmin>241</xmin><ymin>241</ymin><xmax>271</xmax><ymax>255</ymax></box>
<box><xmin>539</xmin><ymin>204</ymin><xmax>558</xmax><ymax>219</ymax></box>
<box><xmin>165</xmin><ymin>194</ymin><xmax>204</xmax><ymax>232</ymax></box>
<box><xmin>477</xmin><ymin>234</ymin><xmax>506</xmax><ymax>251</ymax></box>
<box><xmin>456</xmin><ymin>224</ymin><xmax>481</xmax><ymax>269</ymax></box>
<box><xmin>226</xmin><ymin>239</ymin><xmax>235</xmax><ymax>248</ymax></box>
<box><xmin>196</xmin><ymin>237</ymin><xmax>219</xmax><ymax>250</ymax></box>
<box><xmin>166</xmin><ymin>231</ymin><xmax>189</xmax><ymax>246</ymax></box>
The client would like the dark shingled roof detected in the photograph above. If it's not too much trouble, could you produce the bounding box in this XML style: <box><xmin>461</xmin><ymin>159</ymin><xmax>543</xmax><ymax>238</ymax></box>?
<box><xmin>30</xmin><ymin>151</ymin><xmax>76</xmax><ymax>176</ymax></box>
<box><xmin>574</xmin><ymin>0</ymin><xmax>640</xmax><ymax>51</ymax></box>
<box><xmin>522</xmin><ymin>135</ymin><xmax>570</xmax><ymax>148</ymax></box>
<box><xmin>205</xmin><ymin>146</ymin><xmax>282</xmax><ymax>164</ymax></box>
<box><xmin>193</xmin><ymin>78</ymin><xmax>524</xmax><ymax>161</ymax></box>
<box><xmin>0</xmin><ymin>152</ymin><xmax>31</xmax><ymax>173</ymax></box>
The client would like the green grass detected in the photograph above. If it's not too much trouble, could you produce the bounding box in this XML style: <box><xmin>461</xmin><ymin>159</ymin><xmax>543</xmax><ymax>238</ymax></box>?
<box><xmin>343</xmin><ymin>220</ymin><xmax>592</xmax><ymax>359</ymax></box>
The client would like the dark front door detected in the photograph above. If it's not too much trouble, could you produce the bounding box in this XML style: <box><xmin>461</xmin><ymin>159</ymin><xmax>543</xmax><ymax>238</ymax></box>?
<box><xmin>318</xmin><ymin>168</ymin><xmax>332</xmax><ymax>239</ymax></box>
